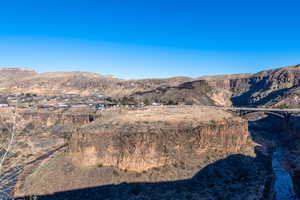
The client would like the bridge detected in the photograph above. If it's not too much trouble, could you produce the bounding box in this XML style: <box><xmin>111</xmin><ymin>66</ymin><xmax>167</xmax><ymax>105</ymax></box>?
<box><xmin>165</xmin><ymin>105</ymin><xmax>300</xmax><ymax>120</ymax></box>
<box><xmin>219</xmin><ymin>107</ymin><xmax>300</xmax><ymax>120</ymax></box>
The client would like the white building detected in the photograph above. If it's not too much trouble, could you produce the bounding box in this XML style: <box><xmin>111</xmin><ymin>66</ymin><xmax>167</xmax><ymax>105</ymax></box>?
<box><xmin>0</xmin><ymin>104</ymin><xmax>9</xmax><ymax>108</ymax></box>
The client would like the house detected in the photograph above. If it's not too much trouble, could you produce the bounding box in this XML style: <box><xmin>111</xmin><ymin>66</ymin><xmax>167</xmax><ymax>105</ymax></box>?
<box><xmin>95</xmin><ymin>103</ymin><xmax>105</xmax><ymax>110</ymax></box>
<box><xmin>152</xmin><ymin>102</ymin><xmax>161</xmax><ymax>106</ymax></box>
<box><xmin>55</xmin><ymin>104</ymin><xmax>69</xmax><ymax>108</ymax></box>
<box><xmin>7</xmin><ymin>97</ymin><xmax>18</xmax><ymax>102</ymax></box>
<box><xmin>71</xmin><ymin>104</ymin><xmax>88</xmax><ymax>108</ymax></box>
<box><xmin>38</xmin><ymin>105</ymin><xmax>52</xmax><ymax>109</ymax></box>
<box><xmin>178</xmin><ymin>102</ymin><xmax>187</xmax><ymax>106</ymax></box>
<box><xmin>0</xmin><ymin>104</ymin><xmax>8</xmax><ymax>108</ymax></box>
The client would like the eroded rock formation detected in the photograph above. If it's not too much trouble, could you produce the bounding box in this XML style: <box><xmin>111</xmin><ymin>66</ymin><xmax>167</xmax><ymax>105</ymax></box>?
<box><xmin>20</xmin><ymin>110</ymin><xmax>100</xmax><ymax>127</ymax></box>
<box><xmin>68</xmin><ymin>107</ymin><xmax>251</xmax><ymax>172</ymax></box>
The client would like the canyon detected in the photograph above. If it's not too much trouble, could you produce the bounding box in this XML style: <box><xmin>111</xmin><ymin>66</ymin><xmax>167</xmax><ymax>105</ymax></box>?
<box><xmin>0</xmin><ymin>65</ymin><xmax>300</xmax><ymax>199</ymax></box>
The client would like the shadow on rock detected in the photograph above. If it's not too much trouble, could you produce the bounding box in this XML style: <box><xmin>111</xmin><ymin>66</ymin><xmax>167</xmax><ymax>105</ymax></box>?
<box><xmin>19</xmin><ymin>151</ymin><xmax>272</xmax><ymax>200</ymax></box>
<box><xmin>18</xmin><ymin>113</ymin><xmax>280</xmax><ymax>200</ymax></box>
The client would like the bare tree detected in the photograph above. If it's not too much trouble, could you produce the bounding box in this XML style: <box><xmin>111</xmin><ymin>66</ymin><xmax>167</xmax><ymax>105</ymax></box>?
<box><xmin>0</xmin><ymin>107</ymin><xmax>26</xmax><ymax>199</ymax></box>
<box><xmin>0</xmin><ymin>103</ymin><xmax>30</xmax><ymax>200</ymax></box>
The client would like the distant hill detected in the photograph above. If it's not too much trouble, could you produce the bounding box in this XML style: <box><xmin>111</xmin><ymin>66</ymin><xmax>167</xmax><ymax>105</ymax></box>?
<box><xmin>0</xmin><ymin>68</ymin><xmax>37</xmax><ymax>81</ymax></box>
<box><xmin>1</xmin><ymin>64</ymin><xmax>300</xmax><ymax>107</ymax></box>
<box><xmin>132</xmin><ymin>64</ymin><xmax>300</xmax><ymax>107</ymax></box>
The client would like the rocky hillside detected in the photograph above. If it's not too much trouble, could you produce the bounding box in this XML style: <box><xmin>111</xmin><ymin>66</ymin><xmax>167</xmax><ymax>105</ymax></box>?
<box><xmin>129</xmin><ymin>64</ymin><xmax>300</xmax><ymax>107</ymax></box>
<box><xmin>68</xmin><ymin>107</ymin><xmax>249</xmax><ymax>172</ymax></box>
<box><xmin>0</xmin><ymin>68</ymin><xmax>192</xmax><ymax>98</ymax></box>
<box><xmin>131</xmin><ymin>80</ymin><xmax>216</xmax><ymax>105</ymax></box>
<box><xmin>0</xmin><ymin>68</ymin><xmax>37</xmax><ymax>83</ymax></box>
<box><xmin>229</xmin><ymin>65</ymin><xmax>300</xmax><ymax>107</ymax></box>
<box><xmin>1</xmin><ymin>64</ymin><xmax>300</xmax><ymax>107</ymax></box>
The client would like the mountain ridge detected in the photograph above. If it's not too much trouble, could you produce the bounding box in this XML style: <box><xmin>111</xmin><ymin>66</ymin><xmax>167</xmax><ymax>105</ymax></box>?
<box><xmin>1</xmin><ymin>64</ymin><xmax>300</xmax><ymax>107</ymax></box>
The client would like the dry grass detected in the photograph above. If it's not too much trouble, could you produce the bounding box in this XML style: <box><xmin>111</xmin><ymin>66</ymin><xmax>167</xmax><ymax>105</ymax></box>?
<box><xmin>110</xmin><ymin>106</ymin><xmax>240</xmax><ymax>124</ymax></box>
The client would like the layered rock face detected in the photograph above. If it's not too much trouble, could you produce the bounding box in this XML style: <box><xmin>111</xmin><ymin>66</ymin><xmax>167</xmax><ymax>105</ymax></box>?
<box><xmin>20</xmin><ymin>110</ymin><xmax>100</xmax><ymax>127</ymax></box>
<box><xmin>131</xmin><ymin>64</ymin><xmax>300</xmax><ymax>107</ymax></box>
<box><xmin>279</xmin><ymin>115</ymin><xmax>300</xmax><ymax>196</ymax></box>
<box><xmin>0</xmin><ymin>68</ymin><xmax>36</xmax><ymax>75</ymax></box>
<box><xmin>68</xmin><ymin>107</ymin><xmax>250</xmax><ymax>172</ymax></box>
<box><xmin>192</xmin><ymin>64</ymin><xmax>300</xmax><ymax>107</ymax></box>
<box><xmin>229</xmin><ymin>65</ymin><xmax>300</xmax><ymax>107</ymax></box>
<box><xmin>0</xmin><ymin>108</ymin><xmax>100</xmax><ymax>177</ymax></box>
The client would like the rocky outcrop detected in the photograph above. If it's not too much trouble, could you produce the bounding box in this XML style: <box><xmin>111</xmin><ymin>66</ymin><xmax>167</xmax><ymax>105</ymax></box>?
<box><xmin>0</xmin><ymin>68</ymin><xmax>36</xmax><ymax>74</ymax></box>
<box><xmin>278</xmin><ymin>115</ymin><xmax>300</xmax><ymax>196</ymax></box>
<box><xmin>0</xmin><ymin>68</ymin><xmax>37</xmax><ymax>81</ymax></box>
<box><xmin>131</xmin><ymin>80</ymin><xmax>215</xmax><ymax>105</ymax></box>
<box><xmin>20</xmin><ymin>111</ymin><xmax>100</xmax><ymax>127</ymax></box>
<box><xmin>183</xmin><ymin>64</ymin><xmax>300</xmax><ymax>107</ymax></box>
<box><xmin>229</xmin><ymin>65</ymin><xmax>300</xmax><ymax>107</ymax></box>
<box><xmin>130</xmin><ymin>64</ymin><xmax>300</xmax><ymax>107</ymax></box>
<box><xmin>68</xmin><ymin>107</ymin><xmax>251</xmax><ymax>172</ymax></box>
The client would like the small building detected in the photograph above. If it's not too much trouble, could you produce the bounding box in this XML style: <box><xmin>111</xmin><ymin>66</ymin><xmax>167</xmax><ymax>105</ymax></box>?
<box><xmin>38</xmin><ymin>105</ymin><xmax>52</xmax><ymax>109</ymax></box>
<box><xmin>55</xmin><ymin>104</ymin><xmax>69</xmax><ymax>108</ymax></box>
<box><xmin>152</xmin><ymin>102</ymin><xmax>161</xmax><ymax>106</ymax></box>
<box><xmin>71</xmin><ymin>104</ymin><xmax>88</xmax><ymax>108</ymax></box>
<box><xmin>95</xmin><ymin>103</ymin><xmax>105</xmax><ymax>110</ymax></box>
<box><xmin>0</xmin><ymin>104</ymin><xmax>9</xmax><ymax>108</ymax></box>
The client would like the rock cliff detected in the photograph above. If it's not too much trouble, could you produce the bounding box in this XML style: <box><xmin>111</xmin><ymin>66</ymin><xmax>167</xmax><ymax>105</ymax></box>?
<box><xmin>13</xmin><ymin>107</ymin><xmax>271</xmax><ymax>199</ymax></box>
<box><xmin>68</xmin><ymin>107</ymin><xmax>251</xmax><ymax>172</ymax></box>
<box><xmin>130</xmin><ymin>64</ymin><xmax>300</xmax><ymax>107</ymax></box>
<box><xmin>20</xmin><ymin>110</ymin><xmax>100</xmax><ymax>127</ymax></box>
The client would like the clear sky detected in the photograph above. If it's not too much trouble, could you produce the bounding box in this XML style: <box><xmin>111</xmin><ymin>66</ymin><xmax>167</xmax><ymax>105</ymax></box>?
<box><xmin>0</xmin><ymin>0</ymin><xmax>299</xmax><ymax>79</ymax></box>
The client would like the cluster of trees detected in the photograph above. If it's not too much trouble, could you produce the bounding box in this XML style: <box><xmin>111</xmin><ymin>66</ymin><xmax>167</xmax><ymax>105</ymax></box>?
<box><xmin>105</xmin><ymin>96</ymin><xmax>195</xmax><ymax>106</ymax></box>
<box><xmin>142</xmin><ymin>98</ymin><xmax>194</xmax><ymax>106</ymax></box>
<box><xmin>108</xmin><ymin>96</ymin><xmax>137</xmax><ymax>105</ymax></box>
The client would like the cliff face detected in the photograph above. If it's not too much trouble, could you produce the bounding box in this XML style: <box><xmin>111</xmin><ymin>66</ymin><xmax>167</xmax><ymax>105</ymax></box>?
<box><xmin>195</xmin><ymin>65</ymin><xmax>300</xmax><ymax>107</ymax></box>
<box><xmin>229</xmin><ymin>65</ymin><xmax>300</xmax><ymax>107</ymax></box>
<box><xmin>68</xmin><ymin>107</ymin><xmax>251</xmax><ymax>172</ymax></box>
<box><xmin>0</xmin><ymin>108</ymin><xmax>101</xmax><ymax>175</ymax></box>
<box><xmin>130</xmin><ymin>64</ymin><xmax>300</xmax><ymax>107</ymax></box>
<box><xmin>20</xmin><ymin>111</ymin><xmax>100</xmax><ymax>127</ymax></box>
<box><xmin>280</xmin><ymin>115</ymin><xmax>300</xmax><ymax>196</ymax></box>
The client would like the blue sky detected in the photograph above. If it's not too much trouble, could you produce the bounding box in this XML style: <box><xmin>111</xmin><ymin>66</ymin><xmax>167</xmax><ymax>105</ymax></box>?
<box><xmin>0</xmin><ymin>0</ymin><xmax>299</xmax><ymax>79</ymax></box>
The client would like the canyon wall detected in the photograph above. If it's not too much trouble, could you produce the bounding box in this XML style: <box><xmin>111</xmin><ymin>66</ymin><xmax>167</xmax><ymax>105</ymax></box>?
<box><xmin>13</xmin><ymin>107</ymin><xmax>269</xmax><ymax>199</ymax></box>
<box><xmin>19</xmin><ymin>111</ymin><xmax>101</xmax><ymax>127</ymax></box>
<box><xmin>68</xmin><ymin>107</ymin><xmax>251</xmax><ymax>172</ymax></box>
